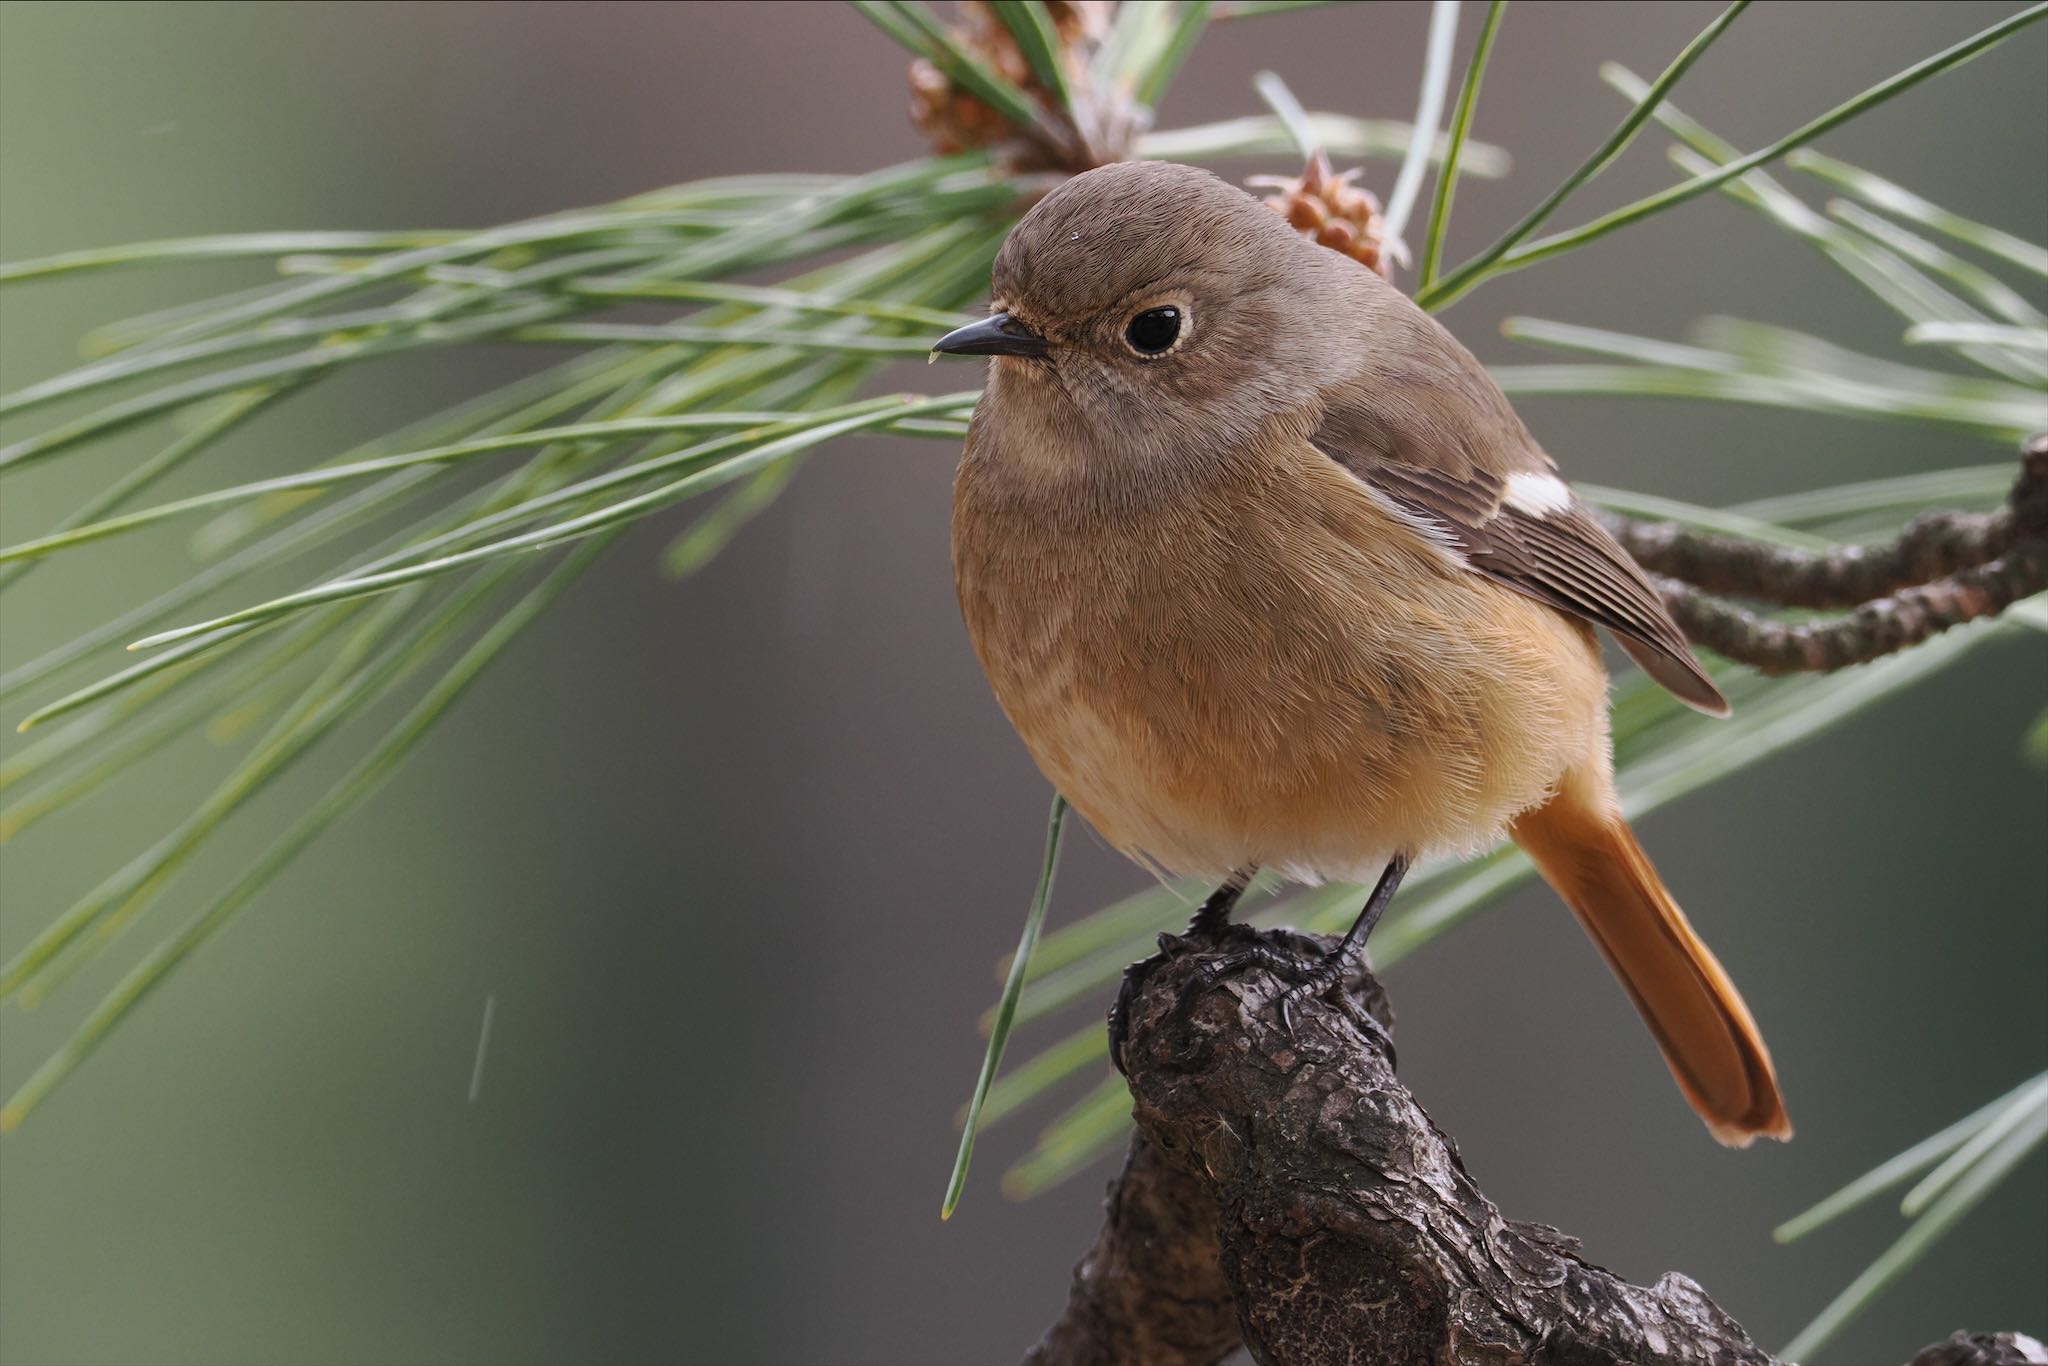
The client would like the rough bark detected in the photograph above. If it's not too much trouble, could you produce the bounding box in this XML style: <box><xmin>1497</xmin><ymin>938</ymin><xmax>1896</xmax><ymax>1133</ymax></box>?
<box><xmin>1028</xmin><ymin>926</ymin><xmax>2035</xmax><ymax>1366</ymax></box>
<box><xmin>1910</xmin><ymin>1331</ymin><xmax>2048</xmax><ymax>1366</ymax></box>
<box><xmin>1030</xmin><ymin>926</ymin><xmax>1776</xmax><ymax>1366</ymax></box>
<box><xmin>1022</xmin><ymin>1136</ymin><xmax>1241</xmax><ymax>1366</ymax></box>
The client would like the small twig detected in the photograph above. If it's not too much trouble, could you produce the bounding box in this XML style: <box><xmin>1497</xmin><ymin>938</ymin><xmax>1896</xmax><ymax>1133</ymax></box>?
<box><xmin>1607</xmin><ymin>435</ymin><xmax>2048</xmax><ymax>675</ymax></box>
<box><xmin>1604</xmin><ymin>435</ymin><xmax>2047</xmax><ymax>609</ymax></box>
<box><xmin>1608</xmin><ymin>504</ymin><xmax>2028</xmax><ymax>610</ymax></box>
<box><xmin>1910</xmin><ymin>1330</ymin><xmax>2048</xmax><ymax>1366</ymax></box>
<box><xmin>1655</xmin><ymin>552</ymin><xmax>2044</xmax><ymax>675</ymax></box>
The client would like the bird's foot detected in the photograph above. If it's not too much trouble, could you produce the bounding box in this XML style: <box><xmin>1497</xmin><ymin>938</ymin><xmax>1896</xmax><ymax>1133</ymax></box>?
<box><xmin>1111</xmin><ymin>925</ymin><xmax>1394</xmax><ymax>1075</ymax></box>
<box><xmin>1106</xmin><ymin>951</ymin><xmax>1152</xmax><ymax>1077</ymax></box>
<box><xmin>1195</xmin><ymin>935</ymin><xmax>1396</xmax><ymax>1065</ymax></box>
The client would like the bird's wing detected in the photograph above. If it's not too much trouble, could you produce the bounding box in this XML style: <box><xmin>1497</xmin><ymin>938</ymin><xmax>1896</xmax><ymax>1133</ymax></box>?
<box><xmin>1310</xmin><ymin>397</ymin><xmax>1729</xmax><ymax>717</ymax></box>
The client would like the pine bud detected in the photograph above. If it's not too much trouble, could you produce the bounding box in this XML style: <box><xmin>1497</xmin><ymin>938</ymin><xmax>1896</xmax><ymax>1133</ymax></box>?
<box><xmin>905</xmin><ymin>1</ymin><xmax>1112</xmax><ymax>161</ymax></box>
<box><xmin>1250</xmin><ymin>149</ymin><xmax>1405</xmax><ymax>282</ymax></box>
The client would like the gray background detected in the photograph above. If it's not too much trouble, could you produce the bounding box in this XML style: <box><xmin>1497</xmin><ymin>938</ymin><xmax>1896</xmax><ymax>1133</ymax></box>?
<box><xmin>1</xmin><ymin>3</ymin><xmax>2043</xmax><ymax>1363</ymax></box>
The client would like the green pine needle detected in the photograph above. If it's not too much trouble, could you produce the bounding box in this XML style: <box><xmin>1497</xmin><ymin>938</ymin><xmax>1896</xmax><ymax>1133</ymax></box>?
<box><xmin>1417</xmin><ymin>1</ymin><xmax>2048</xmax><ymax>310</ymax></box>
<box><xmin>1418</xmin><ymin>0</ymin><xmax>1505</xmax><ymax>287</ymax></box>
<box><xmin>989</xmin><ymin>2</ymin><xmax>1079</xmax><ymax>112</ymax></box>
<box><xmin>1424</xmin><ymin>0</ymin><xmax>1749</xmax><ymax>303</ymax></box>
<box><xmin>1251</xmin><ymin>70</ymin><xmax>1319</xmax><ymax>160</ymax></box>
<box><xmin>0</xmin><ymin>540</ymin><xmax>613</xmax><ymax>1132</ymax></box>
<box><xmin>1907</xmin><ymin>321</ymin><xmax>2048</xmax><ymax>352</ymax></box>
<box><xmin>1770</xmin><ymin>1079</ymin><xmax>2044</xmax><ymax>1245</ymax></box>
<box><xmin>1133</xmin><ymin>2</ymin><xmax>1213</xmax><ymax>110</ymax></box>
<box><xmin>852</xmin><ymin>1</ymin><xmax>1050</xmax><ymax>134</ymax></box>
<box><xmin>123</xmin><ymin>394</ymin><xmax>980</xmax><ymax>654</ymax></box>
<box><xmin>942</xmin><ymin>793</ymin><xmax>1069</xmax><ymax>1219</ymax></box>
<box><xmin>1777</xmin><ymin>1075</ymin><xmax>2048</xmax><ymax>1362</ymax></box>
<box><xmin>1790</xmin><ymin>148</ymin><xmax>2048</xmax><ymax>278</ymax></box>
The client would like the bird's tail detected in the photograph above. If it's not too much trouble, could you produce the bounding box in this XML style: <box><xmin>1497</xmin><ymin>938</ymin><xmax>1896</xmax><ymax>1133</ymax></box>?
<box><xmin>1510</xmin><ymin>765</ymin><xmax>1792</xmax><ymax>1146</ymax></box>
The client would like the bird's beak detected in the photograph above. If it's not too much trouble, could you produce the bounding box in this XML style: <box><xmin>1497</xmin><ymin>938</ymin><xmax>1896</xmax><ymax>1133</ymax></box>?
<box><xmin>930</xmin><ymin>312</ymin><xmax>1048</xmax><ymax>359</ymax></box>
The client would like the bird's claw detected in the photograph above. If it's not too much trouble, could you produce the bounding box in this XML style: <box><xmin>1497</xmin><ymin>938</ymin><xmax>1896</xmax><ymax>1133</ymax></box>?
<box><xmin>1208</xmin><ymin>939</ymin><xmax>1398</xmax><ymax>1067</ymax></box>
<box><xmin>1108</xmin><ymin>947</ymin><xmax>1172</xmax><ymax>1076</ymax></box>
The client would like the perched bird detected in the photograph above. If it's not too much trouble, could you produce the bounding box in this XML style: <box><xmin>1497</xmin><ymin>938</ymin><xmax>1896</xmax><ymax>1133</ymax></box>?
<box><xmin>934</xmin><ymin>160</ymin><xmax>1790</xmax><ymax>1146</ymax></box>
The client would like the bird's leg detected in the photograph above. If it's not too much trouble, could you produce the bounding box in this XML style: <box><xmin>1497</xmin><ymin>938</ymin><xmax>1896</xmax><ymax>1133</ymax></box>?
<box><xmin>1110</xmin><ymin>867</ymin><xmax>1258</xmax><ymax>1074</ymax></box>
<box><xmin>1191</xmin><ymin>854</ymin><xmax>1411</xmax><ymax>1057</ymax></box>
<box><xmin>1184</xmin><ymin>866</ymin><xmax>1256</xmax><ymax>938</ymax></box>
<box><xmin>1273</xmin><ymin>852</ymin><xmax>1410</xmax><ymax>1036</ymax></box>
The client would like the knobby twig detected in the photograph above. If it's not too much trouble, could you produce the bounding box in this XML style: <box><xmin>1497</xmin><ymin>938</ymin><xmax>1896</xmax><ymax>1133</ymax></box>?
<box><xmin>1654</xmin><ymin>558</ymin><xmax>2044</xmax><ymax>675</ymax></box>
<box><xmin>1022</xmin><ymin>1135</ymin><xmax>1239</xmax><ymax>1366</ymax></box>
<box><xmin>1909</xmin><ymin>1331</ymin><xmax>2048</xmax><ymax>1366</ymax></box>
<box><xmin>1032</xmin><ymin>927</ymin><xmax>1773</xmax><ymax>1366</ymax></box>
<box><xmin>1031</xmin><ymin>926</ymin><xmax>2029</xmax><ymax>1365</ymax></box>
<box><xmin>1604</xmin><ymin>434</ymin><xmax>2048</xmax><ymax>676</ymax></box>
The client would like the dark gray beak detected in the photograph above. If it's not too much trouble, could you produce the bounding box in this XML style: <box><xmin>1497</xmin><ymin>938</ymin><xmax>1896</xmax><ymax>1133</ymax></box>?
<box><xmin>930</xmin><ymin>312</ymin><xmax>1048</xmax><ymax>359</ymax></box>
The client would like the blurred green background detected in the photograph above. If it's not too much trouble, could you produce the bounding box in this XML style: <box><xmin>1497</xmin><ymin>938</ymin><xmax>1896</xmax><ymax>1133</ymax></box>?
<box><xmin>0</xmin><ymin>3</ymin><xmax>2043</xmax><ymax>1363</ymax></box>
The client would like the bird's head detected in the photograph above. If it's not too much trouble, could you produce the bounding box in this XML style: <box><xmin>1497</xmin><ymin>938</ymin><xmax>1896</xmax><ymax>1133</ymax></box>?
<box><xmin>934</xmin><ymin>160</ymin><xmax>1374</xmax><ymax>468</ymax></box>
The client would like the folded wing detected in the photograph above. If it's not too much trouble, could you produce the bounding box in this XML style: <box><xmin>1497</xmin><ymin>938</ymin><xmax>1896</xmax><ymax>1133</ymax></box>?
<box><xmin>1312</xmin><ymin>415</ymin><xmax>1729</xmax><ymax>717</ymax></box>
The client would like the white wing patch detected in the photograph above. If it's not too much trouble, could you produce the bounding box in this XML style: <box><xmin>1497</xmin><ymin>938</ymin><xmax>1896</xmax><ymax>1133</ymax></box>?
<box><xmin>1502</xmin><ymin>470</ymin><xmax>1573</xmax><ymax>516</ymax></box>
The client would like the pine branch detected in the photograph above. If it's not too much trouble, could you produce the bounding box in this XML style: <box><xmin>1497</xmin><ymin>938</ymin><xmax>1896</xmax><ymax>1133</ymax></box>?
<box><xmin>1656</xmin><ymin>554</ymin><xmax>2045</xmax><ymax>677</ymax></box>
<box><xmin>1603</xmin><ymin>436</ymin><xmax>2047</xmax><ymax>610</ymax></box>
<box><xmin>1610</xmin><ymin>435</ymin><xmax>2048</xmax><ymax>675</ymax></box>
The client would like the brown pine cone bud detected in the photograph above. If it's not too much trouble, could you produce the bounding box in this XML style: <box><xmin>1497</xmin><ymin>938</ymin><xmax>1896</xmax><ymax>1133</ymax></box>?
<box><xmin>905</xmin><ymin>1</ymin><xmax>1110</xmax><ymax>158</ymax></box>
<box><xmin>909</xmin><ymin>55</ymin><xmax>1013</xmax><ymax>155</ymax></box>
<box><xmin>1250</xmin><ymin>149</ymin><xmax>1405</xmax><ymax>282</ymax></box>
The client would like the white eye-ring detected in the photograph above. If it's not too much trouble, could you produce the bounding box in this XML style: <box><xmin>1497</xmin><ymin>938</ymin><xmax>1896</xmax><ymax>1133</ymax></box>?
<box><xmin>1123</xmin><ymin>302</ymin><xmax>1189</xmax><ymax>357</ymax></box>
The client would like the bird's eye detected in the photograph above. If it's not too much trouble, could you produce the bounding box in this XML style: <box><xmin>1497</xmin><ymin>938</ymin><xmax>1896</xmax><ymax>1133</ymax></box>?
<box><xmin>1124</xmin><ymin>306</ymin><xmax>1181</xmax><ymax>356</ymax></box>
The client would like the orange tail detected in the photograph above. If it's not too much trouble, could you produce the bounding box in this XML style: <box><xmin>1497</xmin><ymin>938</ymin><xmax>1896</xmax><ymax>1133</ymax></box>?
<box><xmin>1511</xmin><ymin>769</ymin><xmax>1792</xmax><ymax>1146</ymax></box>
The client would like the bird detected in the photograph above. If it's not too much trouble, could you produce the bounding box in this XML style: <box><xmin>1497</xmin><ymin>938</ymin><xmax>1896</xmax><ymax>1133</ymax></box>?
<box><xmin>932</xmin><ymin>159</ymin><xmax>1790</xmax><ymax>1147</ymax></box>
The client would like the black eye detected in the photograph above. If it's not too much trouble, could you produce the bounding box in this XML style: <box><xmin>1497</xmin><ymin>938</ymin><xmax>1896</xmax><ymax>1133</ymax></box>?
<box><xmin>1124</xmin><ymin>306</ymin><xmax>1181</xmax><ymax>355</ymax></box>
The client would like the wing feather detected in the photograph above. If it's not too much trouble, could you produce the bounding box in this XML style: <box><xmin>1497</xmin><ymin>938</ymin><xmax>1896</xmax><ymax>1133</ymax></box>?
<box><xmin>1313</xmin><ymin>436</ymin><xmax>1729</xmax><ymax>716</ymax></box>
